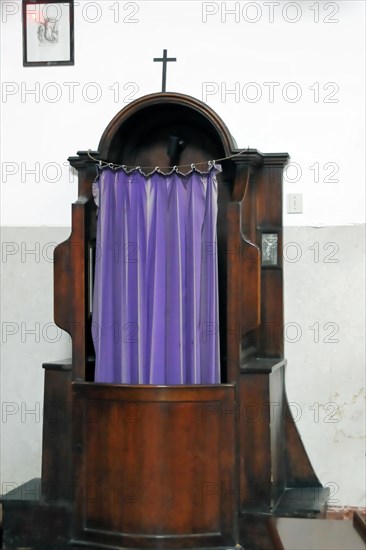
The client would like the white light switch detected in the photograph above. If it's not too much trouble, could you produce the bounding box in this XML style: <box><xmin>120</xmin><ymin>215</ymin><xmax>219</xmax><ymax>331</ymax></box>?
<box><xmin>287</xmin><ymin>193</ymin><xmax>303</xmax><ymax>214</ymax></box>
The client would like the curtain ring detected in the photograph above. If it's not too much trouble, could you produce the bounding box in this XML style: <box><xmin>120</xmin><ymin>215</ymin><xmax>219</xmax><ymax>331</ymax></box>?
<box><xmin>173</xmin><ymin>165</ymin><xmax>178</xmax><ymax>172</ymax></box>
<box><xmin>191</xmin><ymin>163</ymin><xmax>196</xmax><ymax>170</ymax></box>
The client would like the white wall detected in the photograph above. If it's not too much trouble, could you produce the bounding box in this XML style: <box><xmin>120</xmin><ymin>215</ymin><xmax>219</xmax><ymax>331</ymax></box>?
<box><xmin>1</xmin><ymin>0</ymin><xmax>365</xmax><ymax>227</ymax></box>
<box><xmin>1</xmin><ymin>1</ymin><xmax>365</xmax><ymax>506</ymax></box>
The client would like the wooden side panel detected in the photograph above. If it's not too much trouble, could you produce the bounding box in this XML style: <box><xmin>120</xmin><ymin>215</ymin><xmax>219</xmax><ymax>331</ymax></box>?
<box><xmin>226</xmin><ymin>202</ymin><xmax>244</xmax><ymax>383</ymax></box>
<box><xmin>256</xmin><ymin>166</ymin><xmax>283</xmax><ymax>229</ymax></box>
<box><xmin>240</xmin><ymin>168</ymin><xmax>261</xmax><ymax>340</ymax></box>
<box><xmin>54</xmin><ymin>156</ymin><xmax>98</xmax><ymax>380</ymax></box>
<box><xmin>269</xmin><ymin>366</ymin><xmax>286</xmax><ymax>507</ymax></box>
<box><xmin>41</xmin><ymin>363</ymin><xmax>73</xmax><ymax>503</ymax></box>
<box><xmin>72</xmin><ymin>384</ymin><xmax>237</xmax><ymax>549</ymax></box>
<box><xmin>256</xmin><ymin>165</ymin><xmax>284</xmax><ymax>357</ymax></box>
<box><xmin>54</xmin><ymin>202</ymin><xmax>87</xmax><ymax>377</ymax></box>
<box><xmin>260</xmin><ymin>269</ymin><xmax>284</xmax><ymax>356</ymax></box>
<box><xmin>238</xmin><ymin>362</ymin><xmax>286</xmax><ymax>513</ymax></box>
<box><xmin>241</xmin><ymin>240</ymin><xmax>261</xmax><ymax>338</ymax></box>
<box><xmin>239</xmin><ymin>375</ymin><xmax>271</xmax><ymax>512</ymax></box>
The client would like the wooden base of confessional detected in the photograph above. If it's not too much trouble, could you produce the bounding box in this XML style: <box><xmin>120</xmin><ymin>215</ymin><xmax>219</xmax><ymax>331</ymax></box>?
<box><xmin>1</xmin><ymin>92</ymin><xmax>350</xmax><ymax>550</ymax></box>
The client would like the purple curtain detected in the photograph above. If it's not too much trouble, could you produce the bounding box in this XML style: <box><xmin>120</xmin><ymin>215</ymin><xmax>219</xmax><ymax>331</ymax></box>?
<box><xmin>92</xmin><ymin>165</ymin><xmax>221</xmax><ymax>384</ymax></box>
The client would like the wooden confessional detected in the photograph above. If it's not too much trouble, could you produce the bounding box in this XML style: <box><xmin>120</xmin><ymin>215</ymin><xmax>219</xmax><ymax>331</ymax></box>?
<box><xmin>3</xmin><ymin>93</ymin><xmax>345</xmax><ymax>550</ymax></box>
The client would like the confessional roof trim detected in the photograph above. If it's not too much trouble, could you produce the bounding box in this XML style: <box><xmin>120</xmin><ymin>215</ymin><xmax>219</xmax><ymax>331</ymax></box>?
<box><xmin>97</xmin><ymin>92</ymin><xmax>237</xmax><ymax>160</ymax></box>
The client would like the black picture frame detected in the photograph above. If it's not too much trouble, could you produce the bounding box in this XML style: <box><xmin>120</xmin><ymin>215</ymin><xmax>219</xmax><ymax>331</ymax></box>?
<box><xmin>22</xmin><ymin>1</ymin><xmax>74</xmax><ymax>66</ymax></box>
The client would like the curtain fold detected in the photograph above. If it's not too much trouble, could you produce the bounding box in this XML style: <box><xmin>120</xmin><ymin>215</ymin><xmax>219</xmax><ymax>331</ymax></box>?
<box><xmin>92</xmin><ymin>165</ymin><xmax>221</xmax><ymax>384</ymax></box>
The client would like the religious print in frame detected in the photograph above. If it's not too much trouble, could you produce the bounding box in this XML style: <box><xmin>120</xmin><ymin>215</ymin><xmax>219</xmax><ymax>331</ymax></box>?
<box><xmin>23</xmin><ymin>1</ymin><xmax>74</xmax><ymax>66</ymax></box>
<box><xmin>261</xmin><ymin>232</ymin><xmax>279</xmax><ymax>267</ymax></box>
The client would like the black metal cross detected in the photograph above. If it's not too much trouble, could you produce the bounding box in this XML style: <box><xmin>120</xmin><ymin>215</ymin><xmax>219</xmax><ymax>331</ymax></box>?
<box><xmin>153</xmin><ymin>49</ymin><xmax>177</xmax><ymax>92</ymax></box>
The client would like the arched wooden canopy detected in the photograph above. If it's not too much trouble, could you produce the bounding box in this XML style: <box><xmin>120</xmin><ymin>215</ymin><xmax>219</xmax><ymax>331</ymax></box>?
<box><xmin>97</xmin><ymin>92</ymin><xmax>237</xmax><ymax>169</ymax></box>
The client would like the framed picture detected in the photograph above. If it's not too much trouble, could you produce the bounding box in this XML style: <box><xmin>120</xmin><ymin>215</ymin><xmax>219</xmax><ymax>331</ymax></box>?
<box><xmin>261</xmin><ymin>232</ymin><xmax>279</xmax><ymax>267</ymax></box>
<box><xmin>23</xmin><ymin>1</ymin><xmax>74</xmax><ymax>66</ymax></box>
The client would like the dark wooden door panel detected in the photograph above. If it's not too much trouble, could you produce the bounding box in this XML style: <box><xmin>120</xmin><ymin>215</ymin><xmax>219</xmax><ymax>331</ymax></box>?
<box><xmin>72</xmin><ymin>383</ymin><xmax>237</xmax><ymax>548</ymax></box>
